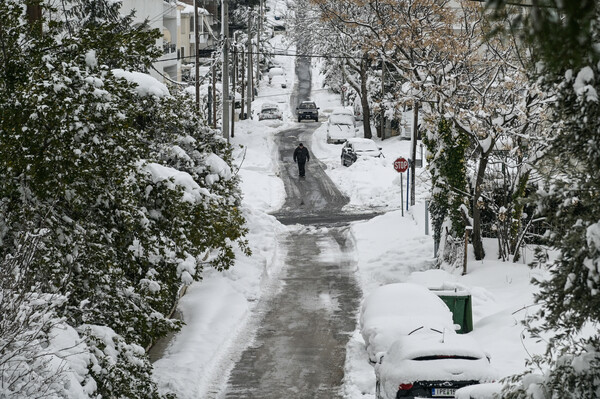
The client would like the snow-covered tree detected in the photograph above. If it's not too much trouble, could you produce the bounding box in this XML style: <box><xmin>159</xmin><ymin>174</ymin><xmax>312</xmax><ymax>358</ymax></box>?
<box><xmin>423</xmin><ymin>119</ymin><xmax>470</xmax><ymax>266</ymax></box>
<box><xmin>0</xmin><ymin>1</ymin><xmax>249</xmax><ymax>396</ymax></box>
<box><xmin>480</xmin><ymin>1</ymin><xmax>600</xmax><ymax>397</ymax></box>
<box><xmin>310</xmin><ymin>0</ymin><xmax>378</xmax><ymax>138</ymax></box>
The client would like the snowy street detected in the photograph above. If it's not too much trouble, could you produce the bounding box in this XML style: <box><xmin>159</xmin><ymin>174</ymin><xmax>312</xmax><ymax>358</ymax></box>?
<box><xmin>223</xmin><ymin>226</ymin><xmax>360</xmax><ymax>398</ymax></box>
<box><xmin>152</xmin><ymin>30</ymin><xmax>547</xmax><ymax>399</ymax></box>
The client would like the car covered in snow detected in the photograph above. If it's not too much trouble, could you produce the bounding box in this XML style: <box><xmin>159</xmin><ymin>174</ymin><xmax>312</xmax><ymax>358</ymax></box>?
<box><xmin>258</xmin><ymin>103</ymin><xmax>283</xmax><ymax>121</ymax></box>
<box><xmin>268</xmin><ymin>67</ymin><xmax>285</xmax><ymax>82</ymax></box>
<box><xmin>330</xmin><ymin>106</ymin><xmax>354</xmax><ymax>117</ymax></box>
<box><xmin>341</xmin><ymin>138</ymin><xmax>383</xmax><ymax>166</ymax></box>
<box><xmin>360</xmin><ymin>283</ymin><xmax>456</xmax><ymax>363</ymax></box>
<box><xmin>270</xmin><ymin>74</ymin><xmax>287</xmax><ymax>88</ymax></box>
<box><xmin>375</xmin><ymin>332</ymin><xmax>496</xmax><ymax>399</ymax></box>
<box><xmin>326</xmin><ymin>113</ymin><xmax>358</xmax><ymax>144</ymax></box>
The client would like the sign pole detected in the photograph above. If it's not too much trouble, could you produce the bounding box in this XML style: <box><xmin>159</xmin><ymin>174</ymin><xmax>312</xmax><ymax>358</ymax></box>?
<box><xmin>400</xmin><ymin>173</ymin><xmax>404</xmax><ymax>217</ymax></box>
<box><xmin>393</xmin><ymin>157</ymin><xmax>409</xmax><ymax>217</ymax></box>
<box><xmin>406</xmin><ymin>167</ymin><xmax>410</xmax><ymax>211</ymax></box>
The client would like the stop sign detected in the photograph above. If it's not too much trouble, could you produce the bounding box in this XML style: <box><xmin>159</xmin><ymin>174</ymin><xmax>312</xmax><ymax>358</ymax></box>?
<box><xmin>394</xmin><ymin>157</ymin><xmax>409</xmax><ymax>173</ymax></box>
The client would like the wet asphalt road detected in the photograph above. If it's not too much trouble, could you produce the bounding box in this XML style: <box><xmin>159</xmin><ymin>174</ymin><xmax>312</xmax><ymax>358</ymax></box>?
<box><xmin>219</xmin><ymin>52</ymin><xmax>368</xmax><ymax>398</ymax></box>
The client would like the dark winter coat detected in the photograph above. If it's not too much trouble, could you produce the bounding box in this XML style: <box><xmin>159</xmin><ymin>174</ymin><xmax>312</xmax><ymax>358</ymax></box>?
<box><xmin>293</xmin><ymin>146</ymin><xmax>310</xmax><ymax>163</ymax></box>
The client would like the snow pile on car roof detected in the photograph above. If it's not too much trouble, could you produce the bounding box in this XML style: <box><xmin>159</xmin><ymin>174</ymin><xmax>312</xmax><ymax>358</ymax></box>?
<box><xmin>360</xmin><ymin>283</ymin><xmax>455</xmax><ymax>362</ymax></box>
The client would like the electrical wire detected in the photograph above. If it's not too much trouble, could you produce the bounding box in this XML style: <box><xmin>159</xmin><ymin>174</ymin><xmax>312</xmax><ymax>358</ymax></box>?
<box><xmin>154</xmin><ymin>48</ymin><xmax>365</xmax><ymax>63</ymax></box>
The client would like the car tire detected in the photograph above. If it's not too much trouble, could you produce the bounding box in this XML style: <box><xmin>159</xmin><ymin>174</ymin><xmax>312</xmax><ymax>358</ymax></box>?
<box><xmin>298</xmin><ymin>117</ymin><xmax>301</xmax><ymax>122</ymax></box>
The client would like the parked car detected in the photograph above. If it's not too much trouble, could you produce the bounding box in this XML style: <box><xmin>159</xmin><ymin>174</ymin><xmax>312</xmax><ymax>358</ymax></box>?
<box><xmin>326</xmin><ymin>113</ymin><xmax>358</xmax><ymax>144</ymax></box>
<box><xmin>268</xmin><ymin>67</ymin><xmax>284</xmax><ymax>83</ymax></box>
<box><xmin>270</xmin><ymin>74</ymin><xmax>287</xmax><ymax>88</ymax></box>
<box><xmin>296</xmin><ymin>100</ymin><xmax>319</xmax><ymax>122</ymax></box>
<box><xmin>360</xmin><ymin>283</ymin><xmax>456</xmax><ymax>363</ymax></box>
<box><xmin>341</xmin><ymin>138</ymin><xmax>383</xmax><ymax>166</ymax></box>
<box><xmin>331</xmin><ymin>106</ymin><xmax>354</xmax><ymax>117</ymax></box>
<box><xmin>375</xmin><ymin>332</ymin><xmax>496</xmax><ymax>399</ymax></box>
<box><xmin>258</xmin><ymin>103</ymin><xmax>283</xmax><ymax>121</ymax></box>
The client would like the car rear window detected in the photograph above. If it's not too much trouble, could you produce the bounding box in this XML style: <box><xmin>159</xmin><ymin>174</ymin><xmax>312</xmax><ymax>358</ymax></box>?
<box><xmin>354</xmin><ymin>142</ymin><xmax>378</xmax><ymax>152</ymax></box>
<box><xmin>329</xmin><ymin>114</ymin><xmax>354</xmax><ymax>125</ymax></box>
<box><xmin>412</xmin><ymin>355</ymin><xmax>480</xmax><ymax>361</ymax></box>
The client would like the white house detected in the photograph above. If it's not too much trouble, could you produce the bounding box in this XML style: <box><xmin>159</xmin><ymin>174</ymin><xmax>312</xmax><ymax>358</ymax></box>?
<box><xmin>119</xmin><ymin>0</ymin><xmax>218</xmax><ymax>83</ymax></box>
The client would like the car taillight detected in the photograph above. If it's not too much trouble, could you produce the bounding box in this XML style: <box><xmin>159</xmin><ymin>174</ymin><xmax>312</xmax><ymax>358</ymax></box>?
<box><xmin>398</xmin><ymin>383</ymin><xmax>413</xmax><ymax>390</ymax></box>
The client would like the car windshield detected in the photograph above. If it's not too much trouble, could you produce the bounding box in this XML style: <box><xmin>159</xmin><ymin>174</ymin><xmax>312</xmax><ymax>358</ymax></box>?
<box><xmin>329</xmin><ymin>114</ymin><xmax>354</xmax><ymax>125</ymax></box>
<box><xmin>353</xmin><ymin>141</ymin><xmax>379</xmax><ymax>152</ymax></box>
<box><xmin>300</xmin><ymin>102</ymin><xmax>316</xmax><ymax>109</ymax></box>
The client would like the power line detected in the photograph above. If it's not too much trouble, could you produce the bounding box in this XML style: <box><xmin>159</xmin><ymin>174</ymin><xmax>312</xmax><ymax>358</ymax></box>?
<box><xmin>154</xmin><ymin>49</ymin><xmax>365</xmax><ymax>63</ymax></box>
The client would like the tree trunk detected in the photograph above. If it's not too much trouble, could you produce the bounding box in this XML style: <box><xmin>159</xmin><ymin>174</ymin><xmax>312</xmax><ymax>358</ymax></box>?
<box><xmin>360</xmin><ymin>56</ymin><xmax>372</xmax><ymax>139</ymax></box>
<box><xmin>26</xmin><ymin>1</ymin><xmax>42</xmax><ymax>36</ymax></box>
<box><xmin>510</xmin><ymin>170</ymin><xmax>530</xmax><ymax>262</ymax></box>
<box><xmin>471</xmin><ymin>153</ymin><xmax>489</xmax><ymax>260</ymax></box>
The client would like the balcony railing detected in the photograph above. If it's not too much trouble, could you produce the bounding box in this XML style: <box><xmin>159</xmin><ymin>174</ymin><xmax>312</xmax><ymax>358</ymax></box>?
<box><xmin>163</xmin><ymin>42</ymin><xmax>176</xmax><ymax>54</ymax></box>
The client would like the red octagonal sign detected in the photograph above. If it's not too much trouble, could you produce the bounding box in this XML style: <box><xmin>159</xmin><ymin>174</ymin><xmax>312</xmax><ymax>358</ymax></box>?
<box><xmin>394</xmin><ymin>157</ymin><xmax>409</xmax><ymax>173</ymax></box>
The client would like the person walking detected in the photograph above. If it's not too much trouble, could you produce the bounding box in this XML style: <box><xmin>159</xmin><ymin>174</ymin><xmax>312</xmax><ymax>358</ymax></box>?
<box><xmin>293</xmin><ymin>142</ymin><xmax>310</xmax><ymax>178</ymax></box>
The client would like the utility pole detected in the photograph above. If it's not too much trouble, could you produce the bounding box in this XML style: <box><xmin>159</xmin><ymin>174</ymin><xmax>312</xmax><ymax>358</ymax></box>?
<box><xmin>231</xmin><ymin>34</ymin><xmax>237</xmax><ymax>138</ymax></box>
<box><xmin>246</xmin><ymin>15</ymin><xmax>253</xmax><ymax>119</ymax></box>
<box><xmin>222</xmin><ymin>0</ymin><xmax>230</xmax><ymax>142</ymax></box>
<box><xmin>194</xmin><ymin>0</ymin><xmax>200</xmax><ymax>110</ymax></box>
<box><xmin>256</xmin><ymin>3</ymin><xmax>262</xmax><ymax>92</ymax></box>
<box><xmin>380</xmin><ymin>59</ymin><xmax>386</xmax><ymax>139</ymax></box>
<box><xmin>212</xmin><ymin>53</ymin><xmax>217</xmax><ymax>129</ymax></box>
<box><xmin>241</xmin><ymin>46</ymin><xmax>245</xmax><ymax>119</ymax></box>
<box><xmin>410</xmin><ymin>101</ymin><xmax>419</xmax><ymax>206</ymax></box>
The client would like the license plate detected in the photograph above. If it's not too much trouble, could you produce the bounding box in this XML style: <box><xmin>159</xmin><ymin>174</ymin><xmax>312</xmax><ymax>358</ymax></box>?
<box><xmin>431</xmin><ymin>387</ymin><xmax>456</xmax><ymax>397</ymax></box>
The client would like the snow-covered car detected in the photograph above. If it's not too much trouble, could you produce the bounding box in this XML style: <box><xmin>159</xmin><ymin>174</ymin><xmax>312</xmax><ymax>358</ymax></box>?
<box><xmin>326</xmin><ymin>113</ymin><xmax>358</xmax><ymax>144</ymax></box>
<box><xmin>330</xmin><ymin>106</ymin><xmax>354</xmax><ymax>117</ymax></box>
<box><xmin>270</xmin><ymin>74</ymin><xmax>287</xmax><ymax>88</ymax></box>
<box><xmin>296</xmin><ymin>100</ymin><xmax>319</xmax><ymax>122</ymax></box>
<box><xmin>360</xmin><ymin>283</ymin><xmax>456</xmax><ymax>363</ymax></box>
<box><xmin>258</xmin><ymin>103</ymin><xmax>283</xmax><ymax>121</ymax></box>
<box><xmin>341</xmin><ymin>138</ymin><xmax>383</xmax><ymax>166</ymax></box>
<box><xmin>375</xmin><ymin>333</ymin><xmax>496</xmax><ymax>399</ymax></box>
<box><xmin>268</xmin><ymin>67</ymin><xmax>284</xmax><ymax>82</ymax></box>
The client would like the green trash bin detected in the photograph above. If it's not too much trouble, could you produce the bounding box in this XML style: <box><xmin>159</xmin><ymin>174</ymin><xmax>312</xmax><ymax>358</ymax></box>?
<box><xmin>433</xmin><ymin>290</ymin><xmax>473</xmax><ymax>334</ymax></box>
